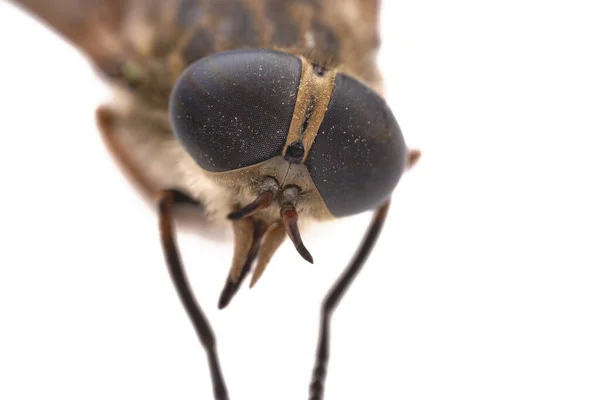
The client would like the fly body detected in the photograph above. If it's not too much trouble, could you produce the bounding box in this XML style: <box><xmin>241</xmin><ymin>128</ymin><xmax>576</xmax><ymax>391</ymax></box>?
<box><xmin>11</xmin><ymin>1</ymin><xmax>420</xmax><ymax>399</ymax></box>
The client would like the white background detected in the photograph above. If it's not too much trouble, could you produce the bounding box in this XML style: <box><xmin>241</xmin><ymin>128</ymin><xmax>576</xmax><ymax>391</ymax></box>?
<box><xmin>0</xmin><ymin>1</ymin><xmax>599</xmax><ymax>399</ymax></box>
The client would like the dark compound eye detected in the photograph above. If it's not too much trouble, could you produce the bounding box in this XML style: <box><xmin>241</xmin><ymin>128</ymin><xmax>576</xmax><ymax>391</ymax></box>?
<box><xmin>306</xmin><ymin>74</ymin><xmax>407</xmax><ymax>217</ymax></box>
<box><xmin>169</xmin><ymin>49</ymin><xmax>302</xmax><ymax>172</ymax></box>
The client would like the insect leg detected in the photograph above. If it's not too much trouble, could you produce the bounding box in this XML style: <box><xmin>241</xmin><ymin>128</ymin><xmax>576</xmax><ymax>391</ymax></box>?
<box><xmin>157</xmin><ymin>189</ymin><xmax>229</xmax><ymax>400</ymax></box>
<box><xmin>96</xmin><ymin>106</ymin><xmax>157</xmax><ymax>199</ymax></box>
<box><xmin>308</xmin><ymin>200</ymin><xmax>391</xmax><ymax>400</ymax></box>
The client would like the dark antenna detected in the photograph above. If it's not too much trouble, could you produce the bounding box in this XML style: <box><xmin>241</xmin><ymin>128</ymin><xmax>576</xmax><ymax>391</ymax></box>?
<box><xmin>227</xmin><ymin>177</ymin><xmax>279</xmax><ymax>221</ymax></box>
<box><xmin>280</xmin><ymin>185</ymin><xmax>314</xmax><ymax>264</ymax></box>
<box><xmin>227</xmin><ymin>191</ymin><xmax>275</xmax><ymax>220</ymax></box>
<box><xmin>281</xmin><ymin>208</ymin><xmax>314</xmax><ymax>263</ymax></box>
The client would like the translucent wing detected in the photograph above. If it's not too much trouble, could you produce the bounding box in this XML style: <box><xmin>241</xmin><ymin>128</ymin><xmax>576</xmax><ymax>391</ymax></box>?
<box><xmin>10</xmin><ymin>0</ymin><xmax>213</xmax><ymax>93</ymax></box>
<box><xmin>11</xmin><ymin>0</ymin><xmax>129</xmax><ymax>75</ymax></box>
<box><xmin>12</xmin><ymin>0</ymin><xmax>383</xmax><ymax>87</ymax></box>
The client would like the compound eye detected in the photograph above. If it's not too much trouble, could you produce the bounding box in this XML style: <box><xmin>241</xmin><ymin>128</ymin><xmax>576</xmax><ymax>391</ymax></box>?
<box><xmin>306</xmin><ymin>74</ymin><xmax>407</xmax><ymax>217</ymax></box>
<box><xmin>170</xmin><ymin>49</ymin><xmax>302</xmax><ymax>172</ymax></box>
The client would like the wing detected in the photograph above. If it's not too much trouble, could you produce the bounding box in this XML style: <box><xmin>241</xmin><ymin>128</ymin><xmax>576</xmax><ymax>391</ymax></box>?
<box><xmin>11</xmin><ymin>0</ymin><xmax>130</xmax><ymax>76</ymax></box>
<box><xmin>10</xmin><ymin>0</ymin><xmax>210</xmax><ymax>79</ymax></box>
<box><xmin>12</xmin><ymin>0</ymin><xmax>383</xmax><ymax>88</ymax></box>
<box><xmin>9</xmin><ymin>0</ymin><xmax>217</xmax><ymax>97</ymax></box>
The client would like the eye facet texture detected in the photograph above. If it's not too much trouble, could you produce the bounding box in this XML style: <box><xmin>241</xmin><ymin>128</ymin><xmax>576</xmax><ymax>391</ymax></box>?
<box><xmin>306</xmin><ymin>74</ymin><xmax>407</xmax><ymax>217</ymax></box>
<box><xmin>170</xmin><ymin>49</ymin><xmax>301</xmax><ymax>172</ymax></box>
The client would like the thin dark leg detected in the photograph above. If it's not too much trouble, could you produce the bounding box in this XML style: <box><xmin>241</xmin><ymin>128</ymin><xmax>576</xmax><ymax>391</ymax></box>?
<box><xmin>308</xmin><ymin>200</ymin><xmax>391</xmax><ymax>400</ymax></box>
<box><xmin>218</xmin><ymin>221</ymin><xmax>266</xmax><ymax>309</ymax></box>
<box><xmin>157</xmin><ymin>189</ymin><xmax>229</xmax><ymax>400</ymax></box>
